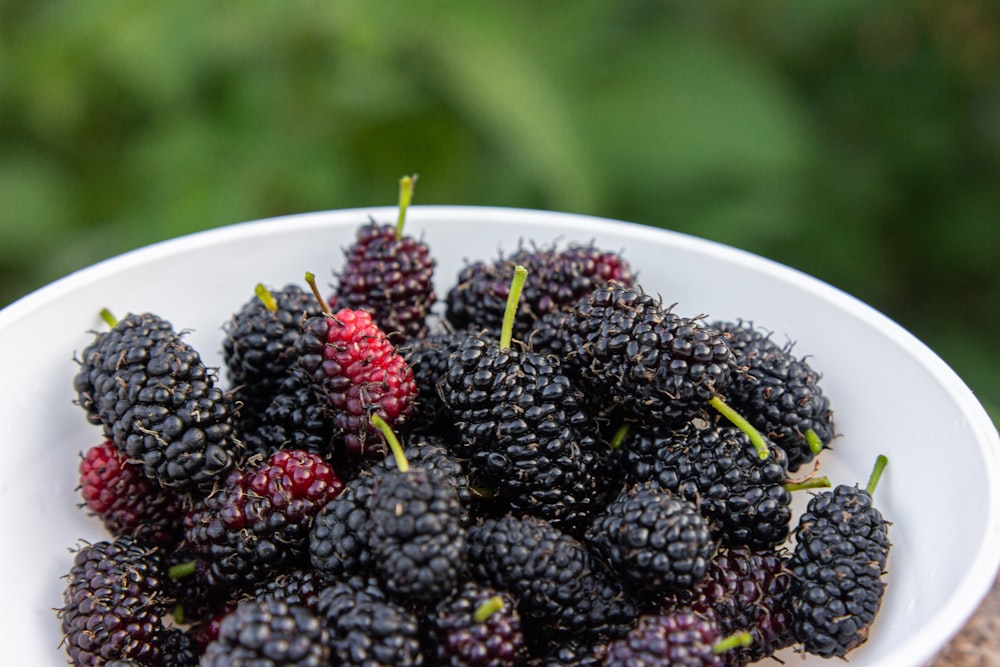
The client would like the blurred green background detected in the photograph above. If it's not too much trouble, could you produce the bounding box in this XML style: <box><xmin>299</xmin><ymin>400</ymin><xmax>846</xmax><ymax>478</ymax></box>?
<box><xmin>1</xmin><ymin>1</ymin><xmax>998</xmax><ymax>421</ymax></box>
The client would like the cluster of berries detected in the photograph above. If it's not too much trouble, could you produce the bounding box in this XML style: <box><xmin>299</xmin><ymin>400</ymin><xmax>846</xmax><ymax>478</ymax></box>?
<box><xmin>58</xmin><ymin>177</ymin><xmax>891</xmax><ymax>667</ymax></box>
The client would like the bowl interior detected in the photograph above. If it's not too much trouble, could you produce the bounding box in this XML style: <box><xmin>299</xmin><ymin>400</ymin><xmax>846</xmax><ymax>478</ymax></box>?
<box><xmin>2</xmin><ymin>206</ymin><xmax>998</xmax><ymax>667</ymax></box>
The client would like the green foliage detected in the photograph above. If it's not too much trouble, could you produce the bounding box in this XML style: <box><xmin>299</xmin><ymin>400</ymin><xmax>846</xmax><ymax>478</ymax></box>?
<box><xmin>1</xmin><ymin>0</ymin><xmax>998</xmax><ymax>420</ymax></box>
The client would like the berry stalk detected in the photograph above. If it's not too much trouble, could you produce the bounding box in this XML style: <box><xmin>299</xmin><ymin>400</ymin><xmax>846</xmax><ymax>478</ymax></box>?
<box><xmin>784</xmin><ymin>476</ymin><xmax>832</xmax><ymax>492</ymax></box>
<box><xmin>713</xmin><ymin>630</ymin><xmax>754</xmax><ymax>655</ymax></box>
<box><xmin>709</xmin><ymin>395</ymin><xmax>770</xmax><ymax>460</ymax></box>
<box><xmin>499</xmin><ymin>265</ymin><xmax>528</xmax><ymax>351</ymax></box>
<box><xmin>254</xmin><ymin>283</ymin><xmax>279</xmax><ymax>313</ymax></box>
<box><xmin>395</xmin><ymin>174</ymin><xmax>418</xmax><ymax>240</ymax></box>
<box><xmin>304</xmin><ymin>271</ymin><xmax>333</xmax><ymax>316</ymax></box>
<box><xmin>473</xmin><ymin>595</ymin><xmax>505</xmax><ymax>623</ymax></box>
<box><xmin>867</xmin><ymin>454</ymin><xmax>888</xmax><ymax>495</ymax></box>
<box><xmin>99</xmin><ymin>308</ymin><xmax>117</xmax><ymax>328</ymax></box>
<box><xmin>371</xmin><ymin>413</ymin><xmax>409</xmax><ymax>473</ymax></box>
<box><xmin>805</xmin><ymin>428</ymin><xmax>825</xmax><ymax>455</ymax></box>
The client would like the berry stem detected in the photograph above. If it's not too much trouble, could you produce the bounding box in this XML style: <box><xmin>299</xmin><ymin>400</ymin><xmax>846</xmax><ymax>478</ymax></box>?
<box><xmin>499</xmin><ymin>265</ymin><xmax>528</xmax><ymax>351</ymax></box>
<box><xmin>866</xmin><ymin>454</ymin><xmax>889</xmax><ymax>495</ymax></box>
<box><xmin>254</xmin><ymin>283</ymin><xmax>279</xmax><ymax>313</ymax></box>
<box><xmin>712</xmin><ymin>630</ymin><xmax>753</xmax><ymax>655</ymax></box>
<box><xmin>304</xmin><ymin>271</ymin><xmax>334</xmax><ymax>317</ymax></box>
<box><xmin>395</xmin><ymin>174</ymin><xmax>418</xmax><ymax>240</ymax></box>
<box><xmin>168</xmin><ymin>560</ymin><xmax>197</xmax><ymax>580</ymax></box>
<box><xmin>709</xmin><ymin>395</ymin><xmax>769</xmax><ymax>460</ymax></box>
<box><xmin>805</xmin><ymin>428</ymin><xmax>824</xmax><ymax>455</ymax></box>
<box><xmin>473</xmin><ymin>595</ymin><xmax>505</xmax><ymax>623</ymax></box>
<box><xmin>609</xmin><ymin>423</ymin><xmax>630</xmax><ymax>450</ymax></box>
<box><xmin>371</xmin><ymin>413</ymin><xmax>409</xmax><ymax>472</ymax></box>
<box><xmin>99</xmin><ymin>308</ymin><xmax>117</xmax><ymax>328</ymax></box>
<box><xmin>784</xmin><ymin>476</ymin><xmax>832</xmax><ymax>492</ymax></box>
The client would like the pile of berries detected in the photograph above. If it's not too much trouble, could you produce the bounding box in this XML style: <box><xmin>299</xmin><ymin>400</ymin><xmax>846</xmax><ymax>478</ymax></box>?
<box><xmin>58</xmin><ymin>178</ymin><xmax>891</xmax><ymax>667</ymax></box>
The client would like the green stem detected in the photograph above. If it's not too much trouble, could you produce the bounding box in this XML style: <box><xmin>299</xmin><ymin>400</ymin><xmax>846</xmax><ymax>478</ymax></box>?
<box><xmin>709</xmin><ymin>395</ymin><xmax>769</xmax><ymax>460</ymax></box>
<box><xmin>784</xmin><ymin>475</ymin><xmax>832</xmax><ymax>492</ymax></box>
<box><xmin>499</xmin><ymin>265</ymin><xmax>528</xmax><ymax>351</ymax></box>
<box><xmin>168</xmin><ymin>560</ymin><xmax>197</xmax><ymax>579</ymax></box>
<box><xmin>304</xmin><ymin>271</ymin><xmax>333</xmax><ymax>317</ymax></box>
<box><xmin>609</xmin><ymin>423</ymin><xmax>630</xmax><ymax>450</ymax></box>
<box><xmin>254</xmin><ymin>283</ymin><xmax>278</xmax><ymax>313</ymax></box>
<box><xmin>866</xmin><ymin>454</ymin><xmax>888</xmax><ymax>495</ymax></box>
<box><xmin>371</xmin><ymin>413</ymin><xmax>408</xmax><ymax>473</ymax></box>
<box><xmin>805</xmin><ymin>428</ymin><xmax>824</xmax><ymax>455</ymax></box>
<box><xmin>173</xmin><ymin>602</ymin><xmax>187</xmax><ymax>626</ymax></box>
<box><xmin>473</xmin><ymin>595</ymin><xmax>505</xmax><ymax>623</ymax></box>
<box><xmin>99</xmin><ymin>308</ymin><xmax>117</xmax><ymax>328</ymax></box>
<box><xmin>713</xmin><ymin>630</ymin><xmax>753</xmax><ymax>655</ymax></box>
<box><xmin>395</xmin><ymin>174</ymin><xmax>417</xmax><ymax>240</ymax></box>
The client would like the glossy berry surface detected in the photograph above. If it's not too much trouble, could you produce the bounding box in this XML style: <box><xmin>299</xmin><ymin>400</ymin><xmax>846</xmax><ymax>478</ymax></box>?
<box><xmin>297</xmin><ymin>308</ymin><xmax>417</xmax><ymax>458</ymax></box>
<box><xmin>184</xmin><ymin>449</ymin><xmax>343</xmax><ymax>588</ymax></box>
<box><xmin>789</xmin><ymin>484</ymin><xmax>891</xmax><ymax>658</ymax></box>
<box><xmin>78</xmin><ymin>440</ymin><xmax>185</xmax><ymax>547</ymax></box>
<box><xmin>58</xmin><ymin>537</ymin><xmax>166</xmax><ymax>667</ymax></box>
<box><xmin>336</xmin><ymin>221</ymin><xmax>437</xmax><ymax>342</ymax></box>
<box><xmin>200</xmin><ymin>598</ymin><xmax>330</xmax><ymax>667</ymax></box>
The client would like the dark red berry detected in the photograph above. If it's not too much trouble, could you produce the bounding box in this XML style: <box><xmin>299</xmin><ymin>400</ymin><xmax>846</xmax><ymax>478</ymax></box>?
<box><xmin>297</xmin><ymin>308</ymin><xmax>417</xmax><ymax>458</ymax></box>
<box><xmin>78</xmin><ymin>440</ymin><xmax>185</xmax><ymax>547</ymax></box>
<box><xmin>184</xmin><ymin>449</ymin><xmax>344</xmax><ymax>588</ymax></box>
<box><xmin>336</xmin><ymin>220</ymin><xmax>436</xmax><ymax>342</ymax></box>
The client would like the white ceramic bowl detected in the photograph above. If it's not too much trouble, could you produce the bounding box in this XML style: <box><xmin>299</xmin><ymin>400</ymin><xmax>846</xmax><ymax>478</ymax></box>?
<box><xmin>2</xmin><ymin>206</ymin><xmax>998</xmax><ymax>667</ymax></box>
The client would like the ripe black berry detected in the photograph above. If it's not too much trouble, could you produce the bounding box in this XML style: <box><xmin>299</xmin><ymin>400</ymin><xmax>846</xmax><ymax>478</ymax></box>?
<box><xmin>714</xmin><ymin>319</ymin><xmax>835</xmax><ymax>471</ymax></box>
<box><xmin>586</xmin><ymin>481</ymin><xmax>715</xmax><ymax>595</ymax></box>
<box><xmin>564</xmin><ymin>284</ymin><xmax>735</xmax><ymax>426</ymax></box>
<box><xmin>368</xmin><ymin>416</ymin><xmax>467</xmax><ymax>604</ymax></box>
<box><xmin>467</xmin><ymin>514</ymin><xmax>637</xmax><ymax>642</ymax></box>
<box><xmin>200</xmin><ymin>598</ymin><xmax>330</xmax><ymax>667</ymax></box>
<box><xmin>788</xmin><ymin>456</ymin><xmax>892</xmax><ymax>658</ymax></box>
<box><xmin>58</xmin><ymin>537</ymin><xmax>167</xmax><ymax>666</ymax></box>
<box><xmin>74</xmin><ymin>311</ymin><xmax>238</xmax><ymax>492</ymax></box>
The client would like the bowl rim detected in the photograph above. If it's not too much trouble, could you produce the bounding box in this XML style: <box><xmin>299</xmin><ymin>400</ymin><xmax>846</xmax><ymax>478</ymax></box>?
<box><xmin>3</xmin><ymin>204</ymin><xmax>999</xmax><ymax>667</ymax></box>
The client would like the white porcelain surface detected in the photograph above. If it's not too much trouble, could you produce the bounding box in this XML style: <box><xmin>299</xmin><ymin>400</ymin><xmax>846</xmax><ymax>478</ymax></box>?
<box><xmin>2</xmin><ymin>206</ymin><xmax>997</xmax><ymax>667</ymax></box>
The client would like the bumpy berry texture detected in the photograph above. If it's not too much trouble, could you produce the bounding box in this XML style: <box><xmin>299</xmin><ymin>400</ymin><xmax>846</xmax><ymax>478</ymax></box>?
<box><xmin>184</xmin><ymin>449</ymin><xmax>343</xmax><ymax>589</ymax></box>
<box><xmin>466</xmin><ymin>514</ymin><xmax>637</xmax><ymax>642</ymax></box>
<box><xmin>320</xmin><ymin>591</ymin><xmax>425</xmax><ymax>667</ymax></box>
<box><xmin>620</xmin><ymin>422</ymin><xmax>794</xmax><ymax>549</ymax></box>
<box><xmin>200</xmin><ymin>598</ymin><xmax>330</xmax><ymax>667</ymax></box>
<box><xmin>222</xmin><ymin>283</ymin><xmax>321</xmax><ymax>423</ymax></box>
<box><xmin>682</xmin><ymin>546</ymin><xmax>795</xmax><ymax>664</ymax></box>
<box><xmin>427</xmin><ymin>581</ymin><xmax>528</xmax><ymax>667</ymax></box>
<box><xmin>308</xmin><ymin>471</ymin><xmax>378</xmax><ymax>581</ymax></box>
<box><xmin>249</xmin><ymin>567</ymin><xmax>325</xmax><ymax>613</ymax></box>
<box><xmin>445</xmin><ymin>243</ymin><xmax>634</xmax><ymax>341</ymax></box>
<box><xmin>526</xmin><ymin>639</ymin><xmax>605</xmax><ymax>667</ymax></box>
<box><xmin>58</xmin><ymin>537</ymin><xmax>167</xmax><ymax>667</ymax></box>
<box><xmin>336</xmin><ymin>220</ymin><xmax>437</xmax><ymax>341</ymax></box>
<box><xmin>297</xmin><ymin>308</ymin><xmax>417</xmax><ymax>458</ymax></box>
<box><xmin>73</xmin><ymin>311</ymin><xmax>175</xmax><ymax>430</ymax></box>
<box><xmin>586</xmin><ymin>481</ymin><xmax>715</xmax><ymax>595</ymax></box>
<box><xmin>789</xmin><ymin>483</ymin><xmax>891</xmax><ymax>658</ymax></box>
<box><xmin>374</xmin><ymin>436</ymin><xmax>476</xmax><ymax>524</ymax></box>
<box><xmin>160</xmin><ymin>628</ymin><xmax>199</xmax><ymax>667</ymax></box>
<box><xmin>603</xmin><ymin>610</ymin><xmax>725</xmax><ymax>667</ymax></box>
<box><xmin>440</xmin><ymin>334</ymin><xmax>612</xmax><ymax>532</ymax></box>
<box><xmin>399</xmin><ymin>327</ymin><xmax>476</xmax><ymax>434</ymax></box>
<box><xmin>73</xmin><ymin>312</ymin><xmax>238</xmax><ymax>492</ymax></box>
<box><xmin>369</xmin><ymin>464</ymin><xmax>467</xmax><ymax>604</ymax></box>
<box><xmin>714</xmin><ymin>319</ymin><xmax>834</xmax><ymax>471</ymax></box>
<box><xmin>238</xmin><ymin>366</ymin><xmax>334</xmax><ymax>458</ymax></box>
<box><xmin>564</xmin><ymin>284</ymin><xmax>736</xmax><ymax>426</ymax></box>
<box><xmin>78</xmin><ymin>440</ymin><xmax>185</xmax><ymax>547</ymax></box>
